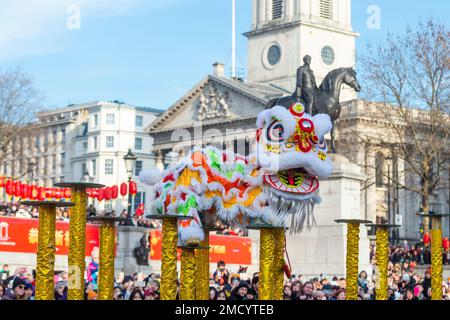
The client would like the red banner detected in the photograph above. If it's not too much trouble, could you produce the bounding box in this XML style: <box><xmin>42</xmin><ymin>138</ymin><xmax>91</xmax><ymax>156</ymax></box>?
<box><xmin>149</xmin><ymin>230</ymin><xmax>252</xmax><ymax>265</ymax></box>
<box><xmin>0</xmin><ymin>217</ymin><xmax>100</xmax><ymax>256</ymax></box>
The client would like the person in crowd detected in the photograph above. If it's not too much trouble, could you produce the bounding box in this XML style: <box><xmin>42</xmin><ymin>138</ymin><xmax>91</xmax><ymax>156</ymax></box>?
<box><xmin>217</xmin><ymin>290</ymin><xmax>227</xmax><ymax>300</ymax></box>
<box><xmin>229</xmin><ymin>281</ymin><xmax>248</xmax><ymax>300</ymax></box>
<box><xmin>213</xmin><ymin>261</ymin><xmax>230</xmax><ymax>286</ymax></box>
<box><xmin>129</xmin><ymin>288</ymin><xmax>144</xmax><ymax>300</ymax></box>
<box><xmin>0</xmin><ymin>283</ymin><xmax>5</xmax><ymax>299</ymax></box>
<box><xmin>54</xmin><ymin>281</ymin><xmax>67</xmax><ymax>300</ymax></box>
<box><xmin>121</xmin><ymin>275</ymin><xmax>134</xmax><ymax>300</ymax></box>
<box><xmin>246</xmin><ymin>288</ymin><xmax>256</xmax><ymax>300</ymax></box>
<box><xmin>2</xmin><ymin>276</ymin><xmax>27</xmax><ymax>300</ymax></box>
<box><xmin>87</xmin><ymin>204</ymin><xmax>97</xmax><ymax>217</ymax></box>
<box><xmin>209</xmin><ymin>286</ymin><xmax>218</xmax><ymax>300</ymax></box>
<box><xmin>24</xmin><ymin>283</ymin><xmax>34</xmax><ymax>300</ymax></box>
<box><xmin>113</xmin><ymin>286</ymin><xmax>123</xmax><ymax>300</ymax></box>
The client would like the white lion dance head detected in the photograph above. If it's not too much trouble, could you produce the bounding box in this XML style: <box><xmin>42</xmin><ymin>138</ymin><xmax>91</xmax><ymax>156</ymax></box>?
<box><xmin>255</xmin><ymin>103</ymin><xmax>333</xmax><ymax>231</ymax></box>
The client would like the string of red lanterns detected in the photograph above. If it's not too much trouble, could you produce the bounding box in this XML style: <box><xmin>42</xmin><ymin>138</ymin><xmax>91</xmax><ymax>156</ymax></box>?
<box><xmin>0</xmin><ymin>176</ymin><xmax>138</xmax><ymax>202</ymax></box>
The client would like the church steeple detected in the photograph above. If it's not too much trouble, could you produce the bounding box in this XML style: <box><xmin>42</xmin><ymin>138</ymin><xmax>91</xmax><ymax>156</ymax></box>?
<box><xmin>245</xmin><ymin>0</ymin><xmax>359</xmax><ymax>101</ymax></box>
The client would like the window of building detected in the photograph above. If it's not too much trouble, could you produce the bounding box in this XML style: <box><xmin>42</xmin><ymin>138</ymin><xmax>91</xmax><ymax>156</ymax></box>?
<box><xmin>93</xmin><ymin>114</ymin><xmax>99</xmax><ymax>127</ymax></box>
<box><xmin>61</xmin><ymin>153</ymin><xmax>65</xmax><ymax>168</ymax></box>
<box><xmin>272</xmin><ymin>0</ymin><xmax>283</xmax><ymax>20</ymax></box>
<box><xmin>61</xmin><ymin>129</ymin><xmax>66</xmax><ymax>144</ymax></box>
<box><xmin>135</xmin><ymin>137</ymin><xmax>142</xmax><ymax>151</ymax></box>
<box><xmin>35</xmin><ymin>136</ymin><xmax>40</xmax><ymax>148</ymax></box>
<box><xmin>321</xmin><ymin>46</ymin><xmax>335</xmax><ymax>65</ymax></box>
<box><xmin>320</xmin><ymin>0</ymin><xmax>333</xmax><ymax>19</ymax></box>
<box><xmin>93</xmin><ymin>136</ymin><xmax>98</xmax><ymax>150</ymax></box>
<box><xmin>133</xmin><ymin>192</ymin><xmax>146</xmax><ymax>213</ymax></box>
<box><xmin>53</xmin><ymin>130</ymin><xmax>57</xmax><ymax>145</ymax></box>
<box><xmin>106</xmin><ymin>136</ymin><xmax>114</xmax><ymax>148</ymax></box>
<box><xmin>83</xmin><ymin>142</ymin><xmax>88</xmax><ymax>151</ymax></box>
<box><xmin>375</xmin><ymin>153</ymin><xmax>385</xmax><ymax>187</ymax></box>
<box><xmin>81</xmin><ymin>122</ymin><xmax>88</xmax><ymax>136</ymax></box>
<box><xmin>105</xmin><ymin>159</ymin><xmax>114</xmax><ymax>175</ymax></box>
<box><xmin>135</xmin><ymin>160</ymin><xmax>143</xmax><ymax>176</ymax></box>
<box><xmin>44</xmin><ymin>133</ymin><xmax>48</xmax><ymax>152</ymax></box>
<box><xmin>81</xmin><ymin>162</ymin><xmax>87</xmax><ymax>176</ymax></box>
<box><xmin>135</xmin><ymin>115</ymin><xmax>143</xmax><ymax>127</ymax></box>
<box><xmin>106</xmin><ymin>113</ymin><xmax>115</xmax><ymax>125</ymax></box>
<box><xmin>91</xmin><ymin>160</ymin><xmax>96</xmax><ymax>176</ymax></box>
<box><xmin>52</xmin><ymin>155</ymin><xmax>56</xmax><ymax>170</ymax></box>
<box><xmin>105</xmin><ymin>201</ymin><xmax>113</xmax><ymax>212</ymax></box>
<box><xmin>3</xmin><ymin>162</ymin><xmax>7</xmax><ymax>175</ymax></box>
<box><xmin>43</xmin><ymin>157</ymin><xmax>48</xmax><ymax>176</ymax></box>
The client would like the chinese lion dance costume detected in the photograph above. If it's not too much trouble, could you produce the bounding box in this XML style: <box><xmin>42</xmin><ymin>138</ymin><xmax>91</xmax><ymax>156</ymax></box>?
<box><xmin>143</xmin><ymin>103</ymin><xmax>333</xmax><ymax>246</ymax></box>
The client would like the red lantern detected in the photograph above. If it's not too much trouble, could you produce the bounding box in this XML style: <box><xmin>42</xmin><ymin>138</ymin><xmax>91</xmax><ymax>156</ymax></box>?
<box><xmin>91</xmin><ymin>189</ymin><xmax>98</xmax><ymax>198</ymax></box>
<box><xmin>37</xmin><ymin>187</ymin><xmax>45</xmax><ymax>201</ymax></box>
<box><xmin>65</xmin><ymin>188</ymin><xmax>72</xmax><ymax>199</ymax></box>
<box><xmin>104</xmin><ymin>187</ymin><xmax>112</xmax><ymax>201</ymax></box>
<box><xmin>29</xmin><ymin>185</ymin><xmax>38</xmax><ymax>200</ymax></box>
<box><xmin>44</xmin><ymin>188</ymin><xmax>52</xmax><ymax>199</ymax></box>
<box><xmin>97</xmin><ymin>188</ymin><xmax>105</xmax><ymax>201</ymax></box>
<box><xmin>0</xmin><ymin>176</ymin><xmax>5</xmax><ymax>188</ymax></box>
<box><xmin>111</xmin><ymin>185</ymin><xmax>119</xmax><ymax>199</ymax></box>
<box><xmin>443</xmin><ymin>238</ymin><xmax>450</xmax><ymax>251</ymax></box>
<box><xmin>129</xmin><ymin>181</ymin><xmax>137</xmax><ymax>195</ymax></box>
<box><xmin>5</xmin><ymin>179</ymin><xmax>13</xmax><ymax>195</ymax></box>
<box><xmin>14</xmin><ymin>181</ymin><xmax>21</xmax><ymax>197</ymax></box>
<box><xmin>423</xmin><ymin>233</ymin><xmax>431</xmax><ymax>245</ymax></box>
<box><xmin>21</xmin><ymin>184</ymin><xmax>29</xmax><ymax>199</ymax></box>
<box><xmin>55</xmin><ymin>188</ymin><xmax>62</xmax><ymax>199</ymax></box>
<box><xmin>120</xmin><ymin>182</ymin><xmax>128</xmax><ymax>197</ymax></box>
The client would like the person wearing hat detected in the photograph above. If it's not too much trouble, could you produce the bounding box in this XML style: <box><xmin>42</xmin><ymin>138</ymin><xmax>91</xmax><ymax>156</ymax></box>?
<box><xmin>2</xmin><ymin>276</ymin><xmax>27</xmax><ymax>300</ymax></box>
<box><xmin>54</xmin><ymin>281</ymin><xmax>67</xmax><ymax>300</ymax></box>
<box><xmin>229</xmin><ymin>281</ymin><xmax>249</xmax><ymax>300</ymax></box>
<box><xmin>24</xmin><ymin>282</ymin><xmax>34</xmax><ymax>300</ymax></box>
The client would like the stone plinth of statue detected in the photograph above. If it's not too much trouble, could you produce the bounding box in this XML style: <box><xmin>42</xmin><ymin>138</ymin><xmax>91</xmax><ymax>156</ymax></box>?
<box><xmin>284</xmin><ymin>154</ymin><xmax>371</xmax><ymax>278</ymax></box>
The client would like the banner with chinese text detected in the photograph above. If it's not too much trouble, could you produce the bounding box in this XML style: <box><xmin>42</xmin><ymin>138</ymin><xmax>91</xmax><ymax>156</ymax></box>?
<box><xmin>149</xmin><ymin>230</ymin><xmax>252</xmax><ymax>265</ymax></box>
<box><xmin>0</xmin><ymin>217</ymin><xmax>100</xmax><ymax>256</ymax></box>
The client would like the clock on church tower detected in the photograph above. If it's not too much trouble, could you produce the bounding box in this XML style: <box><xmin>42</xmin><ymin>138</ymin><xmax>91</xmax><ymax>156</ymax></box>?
<box><xmin>244</xmin><ymin>0</ymin><xmax>359</xmax><ymax>101</ymax></box>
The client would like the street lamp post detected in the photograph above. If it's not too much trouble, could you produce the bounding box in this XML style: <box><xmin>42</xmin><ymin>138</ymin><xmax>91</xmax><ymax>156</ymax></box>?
<box><xmin>123</xmin><ymin>148</ymin><xmax>137</xmax><ymax>218</ymax></box>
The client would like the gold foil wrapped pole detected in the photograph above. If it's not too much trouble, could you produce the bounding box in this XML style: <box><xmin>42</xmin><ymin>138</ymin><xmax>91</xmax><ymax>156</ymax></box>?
<box><xmin>417</xmin><ymin>213</ymin><xmax>448</xmax><ymax>300</ymax></box>
<box><xmin>179</xmin><ymin>246</ymin><xmax>200</xmax><ymax>300</ymax></box>
<box><xmin>247</xmin><ymin>222</ymin><xmax>281</xmax><ymax>300</ymax></box>
<box><xmin>147</xmin><ymin>214</ymin><xmax>193</xmax><ymax>300</ymax></box>
<box><xmin>54</xmin><ymin>182</ymin><xmax>104</xmax><ymax>300</ymax></box>
<box><xmin>86</xmin><ymin>216</ymin><xmax>126</xmax><ymax>300</ymax></box>
<box><xmin>195</xmin><ymin>229</ymin><xmax>211</xmax><ymax>300</ymax></box>
<box><xmin>273</xmin><ymin>228</ymin><xmax>286</xmax><ymax>300</ymax></box>
<box><xmin>368</xmin><ymin>223</ymin><xmax>400</xmax><ymax>300</ymax></box>
<box><xmin>336</xmin><ymin>219</ymin><xmax>372</xmax><ymax>301</ymax></box>
<box><xmin>21</xmin><ymin>201</ymin><xmax>75</xmax><ymax>300</ymax></box>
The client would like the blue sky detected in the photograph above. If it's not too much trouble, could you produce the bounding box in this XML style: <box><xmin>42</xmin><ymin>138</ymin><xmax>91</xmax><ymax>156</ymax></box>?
<box><xmin>1</xmin><ymin>0</ymin><xmax>449</xmax><ymax>111</ymax></box>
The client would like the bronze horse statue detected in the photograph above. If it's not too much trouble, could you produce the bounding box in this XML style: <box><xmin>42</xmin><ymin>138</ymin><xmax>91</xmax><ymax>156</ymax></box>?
<box><xmin>267</xmin><ymin>68</ymin><xmax>361</xmax><ymax>152</ymax></box>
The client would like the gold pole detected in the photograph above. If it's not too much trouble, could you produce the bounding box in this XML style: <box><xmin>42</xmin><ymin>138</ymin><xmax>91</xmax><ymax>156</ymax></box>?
<box><xmin>430</xmin><ymin>216</ymin><xmax>443</xmax><ymax>300</ymax></box>
<box><xmin>160</xmin><ymin>217</ymin><xmax>178</xmax><ymax>300</ymax></box>
<box><xmin>259</xmin><ymin>228</ymin><xmax>275</xmax><ymax>300</ymax></box>
<box><xmin>68</xmin><ymin>187</ymin><xmax>88</xmax><ymax>300</ymax></box>
<box><xmin>195</xmin><ymin>231</ymin><xmax>210</xmax><ymax>300</ymax></box>
<box><xmin>375</xmin><ymin>227</ymin><xmax>389</xmax><ymax>300</ymax></box>
<box><xmin>35</xmin><ymin>204</ymin><xmax>56</xmax><ymax>300</ymax></box>
<box><xmin>180</xmin><ymin>247</ymin><xmax>196</xmax><ymax>300</ymax></box>
<box><xmin>97</xmin><ymin>221</ymin><xmax>115</xmax><ymax>300</ymax></box>
<box><xmin>346</xmin><ymin>222</ymin><xmax>360</xmax><ymax>300</ymax></box>
<box><xmin>273</xmin><ymin>228</ymin><xmax>285</xmax><ymax>300</ymax></box>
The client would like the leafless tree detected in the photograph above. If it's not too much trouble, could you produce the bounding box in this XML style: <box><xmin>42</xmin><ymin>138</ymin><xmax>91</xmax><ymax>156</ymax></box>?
<box><xmin>0</xmin><ymin>68</ymin><xmax>41</xmax><ymax>164</ymax></box>
<box><xmin>359</xmin><ymin>20</ymin><xmax>450</xmax><ymax>233</ymax></box>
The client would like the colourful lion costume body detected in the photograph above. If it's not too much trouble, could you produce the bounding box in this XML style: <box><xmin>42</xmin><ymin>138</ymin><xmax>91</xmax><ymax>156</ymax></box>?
<box><xmin>149</xmin><ymin>104</ymin><xmax>333</xmax><ymax>246</ymax></box>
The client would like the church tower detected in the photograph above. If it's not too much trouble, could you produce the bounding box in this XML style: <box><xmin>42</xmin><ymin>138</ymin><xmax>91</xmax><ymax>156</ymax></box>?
<box><xmin>244</xmin><ymin>0</ymin><xmax>359</xmax><ymax>100</ymax></box>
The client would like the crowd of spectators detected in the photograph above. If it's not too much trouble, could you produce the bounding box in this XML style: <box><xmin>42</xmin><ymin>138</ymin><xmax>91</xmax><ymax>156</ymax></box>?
<box><xmin>2</xmin><ymin>248</ymin><xmax>450</xmax><ymax>301</ymax></box>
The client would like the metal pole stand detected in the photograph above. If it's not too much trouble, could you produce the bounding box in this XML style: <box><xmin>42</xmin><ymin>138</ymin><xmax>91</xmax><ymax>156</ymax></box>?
<box><xmin>86</xmin><ymin>216</ymin><xmax>127</xmax><ymax>300</ymax></box>
<box><xmin>335</xmin><ymin>219</ymin><xmax>372</xmax><ymax>300</ymax></box>
<box><xmin>20</xmin><ymin>200</ymin><xmax>75</xmax><ymax>300</ymax></box>
<box><xmin>54</xmin><ymin>182</ymin><xmax>105</xmax><ymax>300</ymax></box>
